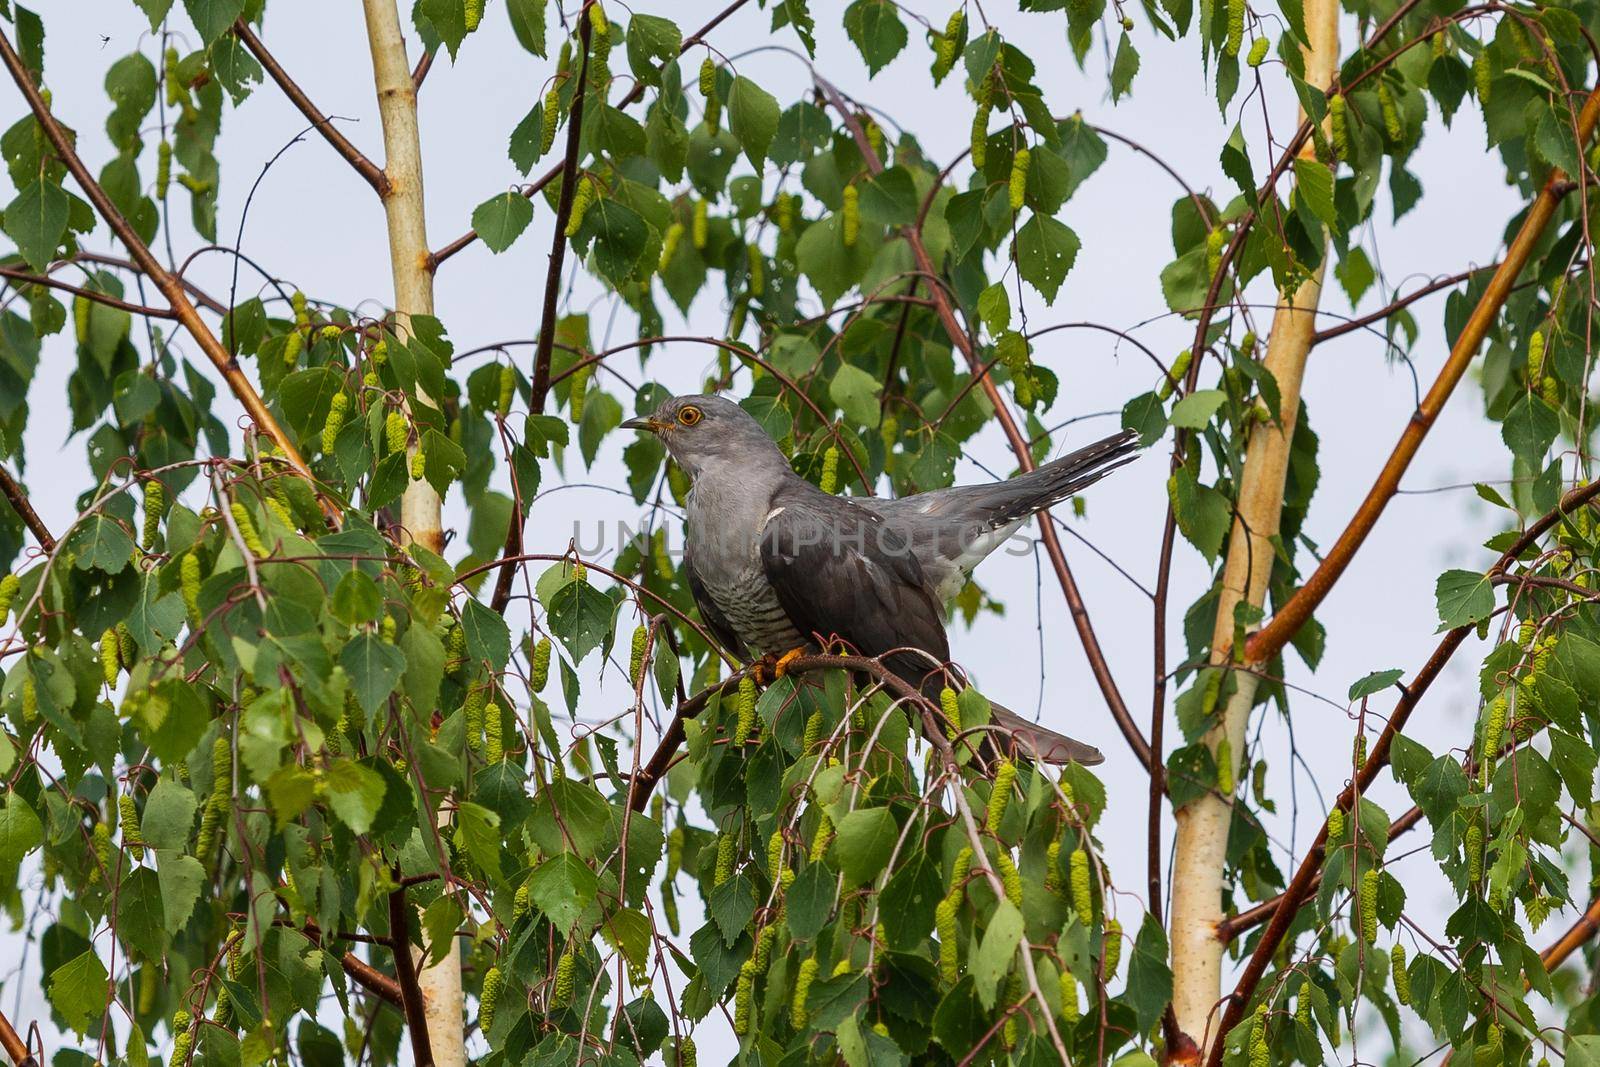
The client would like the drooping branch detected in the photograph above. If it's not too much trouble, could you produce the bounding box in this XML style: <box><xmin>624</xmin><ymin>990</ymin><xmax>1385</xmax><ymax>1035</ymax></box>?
<box><xmin>1167</xmin><ymin>0</ymin><xmax>1338</xmax><ymax>1050</ymax></box>
<box><xmin>232</xmin><ymin>20</ymin><xmax>389</xmax><ymax>196</ymax></box>
<box><xmin>0</xmin><ymin>465</ymin><xmax>55</xmax><ymax>552</ymax></box>
<box><xmin>1205</xmin><ymin>473</ymin><xmax>1600</xmax><ymax>1067</ymax></box>
<box><xmin>0</xmin><ymin>27</ymin><xmax>317</xmax><ymax>486</ymax></box>
<box><xmin>0</xmin><ymin>266</ymin><xmax>178</xmax><ymax>319</ymax></box>
<box><xmin>1243</xmin><ymin>86</ymin><xmax>1600</xmax><ymax>666</ymax></box>
<box><xmin>811</xmin><ymin>73</ymin><xmax>1153</xmax><ymax>771</ymax></box>
<box><xmin>426</xmin><ymin>0</ymin><xmax>755</xmax><ymax>269</ymax></box>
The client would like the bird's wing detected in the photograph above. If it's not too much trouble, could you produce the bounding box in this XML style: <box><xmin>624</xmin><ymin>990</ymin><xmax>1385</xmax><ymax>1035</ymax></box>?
<box><xmin>758</xmin><ymin>490</ymin><xmax>950</xmax><ymax>691</ymax></box>
<box><xmin>682</xmin><ymin>539</ymin><xmax>748</xmax><ymax>659</ymax></box>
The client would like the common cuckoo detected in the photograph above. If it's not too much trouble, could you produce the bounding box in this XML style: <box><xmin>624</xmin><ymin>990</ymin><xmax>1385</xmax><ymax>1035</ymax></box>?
<box><xmin>623</xmin><ymin>394</ymin><xmax>1138</xmax><ymax>764</ymax></box>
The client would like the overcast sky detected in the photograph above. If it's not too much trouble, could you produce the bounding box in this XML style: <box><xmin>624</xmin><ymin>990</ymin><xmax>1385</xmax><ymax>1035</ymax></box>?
<box><xmin>8</xmin><ymin>0</ymin><xmax>1538</xmax><ymax>1060</ymax></box>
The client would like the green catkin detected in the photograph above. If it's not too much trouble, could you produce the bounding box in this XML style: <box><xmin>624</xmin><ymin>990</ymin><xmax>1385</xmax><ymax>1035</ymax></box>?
<box><xmin>569</xmin><ymin>365</ymin><xmax>589</xmax><ymax>421</ymax></box>
<box><xmin>841</xmin><ymin>185</ymin><xmax>860</xmax><ymax>247</ymax></box>
<box><xmin>940</xmin><ymin>687</ymin><xmax>961</xmax><ymax>738</ymax></box>
<box><xmin>699</xmin><ymin>56</ymin><xmax>717</xmax><ymax>98</ymax></box>
<box><xmin>370</xmin><ymin>337</ymin><xmax>389</xmax><ymax>366</ymax></box>
<box><xmin>73</xmin><ymin>295</ymin><xmax>90</xmax><ymax>344</ymax></box>
<box><xmin>666</xmin><ymin>826</ymin><xmax>685</xmax><ymax>879</ymax></box>
<box><xmin>864</xmin><ymin>116</ymin><xmax>884</xmax><ymax>161</ymax></box>
<box><xmin>281</xmin><ymin>328</ymin><xmax>305</xmax><ymax>370</ymax></box>
<box><xmin>1326</xmin><ymin>806</ymin><xmax>1345</xmax><ymax>844</ymax></box>
<box><xmin>1360</xmin><ymin>868</ymin><xmax>1379</xmax><ymax>941</ymax></box>
<box><xmin>733</xmin><ymin>675</ymin><xmax>756</xmax><ymax>746</ymax></box>
<box><xmin>409</xmin><ymin>447</ymin><xmax>426</xmax><ymax>481</ymax></box>
<box><xmin>1378</xmin><ymin>82</ymin><xmax>1402</xmax><ymax>141</ymax></box>
<box><xmin>1433</xmin><ymin>25</ymin><xmax>1447</xmax><ymax>57</ymax></box>
<box><xmin>630</xmin><ymin>626</ymin><xmax>649</xmax><ymax>686</ymax></box>
<box><xmin>995</xmin><ymin>852</ymin><xmax>1022</xmax><ymax>906</ymax></box>
<box><xmin>819</xmin><ymin>447</ymin><xmax>839</xmax><ymax>494</ymax></box>
<box><xmin>1069</xmin><ymin>847</ymin><xmax>1093</xmax><ymax>917</ymax></box>
<box><xmin>322</xmin><ymin>392</ymin><xmax>350</xmax><ymax>454</ymax></box>
<box><xmin>1328</xmin><ymin>94</ymin><xmax>1349</xmax><ymax>160</ymax></box>
<box><xmin>100</xmin><ymin>629</ymin><xmax>120</xmax><ymax>687</ymax></box>
<box><xmin>116</xmin><ymin>623</ymin><xmax>135</xmax><ymax>669</ymax></box>
<box><xmin>767</xmin><ymin>829</ymin><xmax>786</xmax><ymax>880</ymax></box>
<box><xmin>1391</xmin><ymin>943</ymin><xmax>1410</xmax><ymax>1003</ymax></box>
<box><xmin>464</xmin><ymin>687</ymin><xmax>485</xmax><ymax>753</ymax></box>
<box><xmin>746</xmin><ymin>243</ymin><xmax>764</xmax><ymax>295</ymax></box>
<box><xmin>1102</xmin><ymin>918</ymin><xmax>1123</xmax><ymax>979</ymax></box>
<box><xmin>552</xmin><ymin>950</ymin><xmax>575</xmax><ymax>1004</ymax></box>
<box><xmin>565</xmin><ymin>176</ymin><xmax>595</xmax><ymax>237</ymax></box>
<box><xmin>691</xmin><ymin>199</ymin><xmax>708</xmax><ymax>249</ymax></box>
<box><xmin>156</xmin><ymin>138</ymin><xmax>173</xmax><ymax>200</ymax></box>
<box><xmin>541</xmin><ymin>87</ymin><xmax>561</xmax><ymax>152</ymax></box>
<box><xmin>496</xmin><ymin>365</ymin><xmax>516</xmax><ymax>417</ymax></box>
<box><xmin>1160</xmin><ymin>349</ymin><xmax>1193</xmax><ymax>401</ymax></box>
<box><xmin>936</xmin><ymin>892</ymin><xmax>961</xmax><ymax>981</ymax></box>
<box><xmin>1466</xmin><ymin>820</ymin><xmax>1483</xmax><ymax>883</ymax></box>
<box><xmin>142</xmin><ymin>480</ymin><xmax>164</xmax><ymax>549</ymax></box>
<box><xmin>1543</xmin><ymin>376</ymin><xmax>1560</xmax><ymax>406</ymax></box>
<box><xmin>1215</xmin><ymin>736</ymin><xmax>1234</xmax><ymax>794</ymax></box>
<box><xmin>791</xmin><ymin>956</ymin><xmax>819</xmax><ymax>1029</ymax></box>
<box><xmin>0</xmin><ymin>574</ymin><xmax>18</xmax><ymax>624</ymax></box>
<box><xmin>290</xmin><ymin>289</ymin><xmax>309</xmax><ymax>326</ymax></box>
<box><xmin>1528</xmin><ymin>330</ymin><xmax>1546</xmax><ymax>380</ymax></box>
<box><xmin>91</xmin><ymin>820</ymin><xmax>113</xmax><ymax>883</ymax></box>
<box><xmin>809</xmin><ymin>812</ymin><xmax>834</xmax><ymax>861</ymax></box>
<box><xmin>1474</xmin><ymin>48</ymin><xmax>1492</xmax><ymax>103</ymax></box>
<box><xmin>950</xmin><ymin>846</ymin><xmax>973</xmax><ymax>892</ymax></box>
<box><xmin>385</xmin><ymin>410</ymin><xmax>408</xmax><ymax>455</ymax></box>
<box><xmin>933</xmin><ymin>10</ymin><xmax>964</xmax><ymax>82</ymax></box>
<box><xmin>168</xmin><ymin>1027</ymin><xmax>192</xmax><ymax>1067</ymax></box>
<box><xmin>1205</xmin><ymin>226</ymin><xmax>1226</xmax><ymax>281</ymax></box>
<box><xmin>714</xmin><ymin>829</ymin><xmax>738</xmax><ymax>885</ymax></box>
<box><xmin>1044</xmin><ymin>839</ymin><xmax>1063</xmax><ymax>894</ymax></box>
<box><xmin>986</xmin><ymin>760</ymin><xmax>1017</xmax><ymax>833</ymax></box>
<box><xmin>21</xmin><ymin>678</ymin><xmax>36</xmax><ymax>723</ymax></box>
<box><xmin>484</xmin><ymin>702</ymin><xmax>504</xmax><ymax>763</ymax></box>
<box><xmin>319</xmin><ymin>324</ymin><xmax>343</xmax><ymax>345</ymax></box>
<box><xmin>589</xmin><ymin>2</ymin><xmax>609</xmax><ymax>37</ymax></box>
<box><xmin>803</xmin><ymin>709</ymin><xmax>823</xmax><ymax>750</ymax></box>
<box><xmin>660</xmin><ymin>222</ymin><xmax>684</xmax><ymax>271</ymax></box>
<box><xmin>677</xmin><ymin>1036</ymin><xmax>697</xmax><ymax>1067</ymax></box>
<box><xmin>531</xmin><ymin>637</ymin><xmax>552</xmax><ymax>692</ymax></box>
<box><xmin>1353</xmin><ymin>732</ymin><xmax>1367</xmax><ymax>768</ymax></box>
<box><xmin>480</xmin><ymin>965</ymin><xmax>502</xmax><ymax>1033</ymax></box>
<box><xmin>1249</xmin><ymin>1006</ymin><xmax>1269</xmax><ymax>1067</ymax></box>
<box><xmin>1008</xmin><ymin>147</ymin><xmax>1030</xmax><ymax>211</ymax></box>
<box><xmin>463</xmin><ymin>0</ymin><xmax>483</xmax><ymax>31</ymax></box>
<box><xmin>573</xmin><ymin>561</ymin><xmax>588</xmax><ymax>584</ymax></box>
<box><xmin>733</xmin><ymin>962</ymin><xmax>754</xmax><ymax>1033</ymax></box>
<box><xmin>229</xmin><ymin>503</ymin><xmax>267</xmax><ymax>558</ymax></box>
<box><xmin>513</xmin><ymin>882</ymin><xmax>531</xmax><ymax>919</ymax></box>
<box><xmin>1225</xmin><ymin>0</ymin><xmax>1244</xmax><ymax>56</ymax></box>
<box><xmin>775</xmin><ymin>192</ymin><xmax>795</xmax><ymax>233</ymax></box>
<box><xmin>120</xmin><ymin>795</ymin><xmax>143</xmax><ymax>860</ymax></box>
<box><xmin>1247</xmin><ymin>36</ymin><xmax>1269</xmax><ymax>66</ymax></box>
<box><xmin>703</xmin><ymin>91</ymin><xmax>721</xmax><ymax>133</ymax></box>
<box><xmin>971</xmin><ymin>104</ymin><xmax>990</xmax><ymax>169</ymax></box>
<box><xmin>1481</xmin><ymin>694</ymin><xmax>1508</xmax><ymax>779</ymax></box>
<box><xmin>1060</xmin><ymin>969</ymin><xmax>1080</xmax><ymax>1022</ymax></box>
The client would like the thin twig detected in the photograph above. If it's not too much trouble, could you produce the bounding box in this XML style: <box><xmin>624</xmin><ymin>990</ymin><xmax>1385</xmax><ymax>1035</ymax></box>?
<box><xmin>0</xmin><ymin>266</ymin><xmax>177</xmax><ymax>318</ymax></box>
<box><xmin>0</xmin><ymin>466</ymin><xmax>54</xmax><ymax>552</ymax></box>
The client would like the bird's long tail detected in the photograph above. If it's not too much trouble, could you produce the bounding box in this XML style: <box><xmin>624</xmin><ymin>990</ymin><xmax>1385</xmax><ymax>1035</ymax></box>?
<box><xmin>903</xmin><ymin>662</ymin><xmax>1105</xmax><ymax>766</ymax></box>
<box><xmin>973</xmin><ymin>428</ymin><xmax>1139</xmax><ymax>526</ymax></box>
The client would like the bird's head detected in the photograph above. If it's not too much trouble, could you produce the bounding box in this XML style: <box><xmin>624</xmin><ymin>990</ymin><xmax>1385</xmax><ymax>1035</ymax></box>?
<box><xmin>621</xmin><ymin>394</ymin><xmax>786</xmax><ymax>480</ymax></box>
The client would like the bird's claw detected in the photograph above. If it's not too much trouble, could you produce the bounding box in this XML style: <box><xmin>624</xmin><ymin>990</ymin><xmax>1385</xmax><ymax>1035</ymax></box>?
<box><xmin>772</xmin><ymin>647</ymin><xmax>806</xmax><ymax>678</ymax></box>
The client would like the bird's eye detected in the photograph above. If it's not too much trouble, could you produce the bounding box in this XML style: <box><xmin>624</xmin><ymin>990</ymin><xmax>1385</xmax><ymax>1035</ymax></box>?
<box><xmin>678</xmin><ymin>406</ymin><xmax>703</xmax><ymax>426</ymax></box>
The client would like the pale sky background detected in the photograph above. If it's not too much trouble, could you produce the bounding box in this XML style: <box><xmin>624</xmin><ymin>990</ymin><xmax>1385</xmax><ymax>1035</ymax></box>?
<box><xmin>2</xmin><ymin>0</ymin><xmax>1545</xmax><ymax>1061</ymax></box>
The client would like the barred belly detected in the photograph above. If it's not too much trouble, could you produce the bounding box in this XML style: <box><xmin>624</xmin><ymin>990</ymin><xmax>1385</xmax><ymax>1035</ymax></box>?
<box><xmin>707</xmin><ymin>567</ymin><xmax>807</xmax><ymax>655</ymax></box>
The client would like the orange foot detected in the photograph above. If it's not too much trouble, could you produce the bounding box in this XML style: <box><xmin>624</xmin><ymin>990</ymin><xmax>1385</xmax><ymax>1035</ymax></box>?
<box><xmin>772</xmin><ymin>647</ymin><xmax>807</xmax><ymax>678</ymax></box>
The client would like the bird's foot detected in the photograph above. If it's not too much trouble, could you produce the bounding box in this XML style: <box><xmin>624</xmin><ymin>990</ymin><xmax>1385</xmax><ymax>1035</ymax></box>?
<box><xmin>746</xmin><ymin>653</ymin><xmax>780</xmax><ymax>686</ymax></box>
<box><xmin>772</xmin><ymin>647</ymin><xmax>807</xmax><ymax>678</ymax></box>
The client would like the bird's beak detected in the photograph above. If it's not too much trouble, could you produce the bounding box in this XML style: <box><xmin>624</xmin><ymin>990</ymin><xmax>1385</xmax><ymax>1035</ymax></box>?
<box><xmin>620</xmin><ymin>416</ymin><xmax>665</xmax><ymax>434</ymax></box>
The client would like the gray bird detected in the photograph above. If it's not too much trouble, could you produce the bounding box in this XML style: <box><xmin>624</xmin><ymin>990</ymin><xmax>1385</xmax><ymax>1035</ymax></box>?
<box><xmin>622</xmin><ymin>394</ymin><xmax>1138</xmax><ymax>765</ymax></box>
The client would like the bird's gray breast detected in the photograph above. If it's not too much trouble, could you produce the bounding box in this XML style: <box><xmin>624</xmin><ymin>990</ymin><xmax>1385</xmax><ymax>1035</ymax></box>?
<box><xmin>685</xmin><ymin>486</ymin><xmax>807</xmax><ymax>656</ymax></box>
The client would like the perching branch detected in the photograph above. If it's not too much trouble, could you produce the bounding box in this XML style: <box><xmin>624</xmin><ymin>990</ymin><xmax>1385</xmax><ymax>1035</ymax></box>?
<box><xmin>0</xmin><ymin>27</ymin><xmax>318</xmax><ymax>487</ymax></box>
<box><xmin>1206</xmin><ymin>473</ymin><xmax>1600</xmax><ymax>1067</ymax></box>
<box><xmin>0</xmin><ymin>465</ymin><xmax>55</xmax><ymax>552</ymax></box>
<box><xmin>232</xmin><ymin>20</ymin><xmax>389</xmax><ymax>197</ymax></box>
<box><xmin>811</xmin><ymin>73</ymin><xmax>1153</xmax><ymax>772</ymax></box>
<box><xmin>1243</xmin><ymin>84</ymin><xmax>1600</xmax><ymax>666</ymax></box>
<box><xmin>426</xmin><ymin>0</ymin><xmax>755</xmax><ymax>269</ymax></box>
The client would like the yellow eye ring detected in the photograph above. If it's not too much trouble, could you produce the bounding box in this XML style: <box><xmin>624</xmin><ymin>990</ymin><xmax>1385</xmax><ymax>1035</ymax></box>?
<box><xmin>678</xmin><ymin>405</ymin><xmax>703</xmax><ymax>426</ymax></box>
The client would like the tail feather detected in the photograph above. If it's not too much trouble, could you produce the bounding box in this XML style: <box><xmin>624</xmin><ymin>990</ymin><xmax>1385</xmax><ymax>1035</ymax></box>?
<box><xmin>982</xmin><ymin>429</ymin><xmax>1139</xmax><ymax>526</ymax></box>
<box><xmin>987</xmin><ymin>702</ymin><xmax>1104</xmax><ymax>765</ymax></box>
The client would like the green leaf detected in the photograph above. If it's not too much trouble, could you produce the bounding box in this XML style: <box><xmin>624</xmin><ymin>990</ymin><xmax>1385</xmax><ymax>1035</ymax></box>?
<box><xmin>546</xmin><ymin>578</ymin><xmax>616</xmax><ymax>665</ymax></box>
<box><xmin>182</xmin><ymin>0</ymin><xmax>246</xmax><ymax>45</ymax></box>
<box><xmin>1121</xmin><ymin>916</ymin><xmax>1172</xmax><ymax>1034</ymax></box>
<box><xmin>1434</xmin><ymin>569</ymin><xmax>1495</xmax><ymax>631</ymax></box>
<box><xmin>68</xmin><ymin>515</ymin><xmax>133</xmax><ymax>574</ymax></box>
<box><xmin>879</xmin><ymin>854</ymin><xmax>941</xmax><ymax>951</ymax></box>
<box><xmin>1168</xmin><ymin>389</ymin><xmax>1226</xmax><ymax>428</ymax></box>
<box><xmin>1013</xmin><ymin>213</ymin><xmax>1080</xmax><ymax>302</ymax></box>
<box><xmin>461</xmin><ymin>598</ymin><xmax>512</xmax><ymax>671</ymax></box>
<box><xmin>1110</xmin><ymin>32</ymin><xmax>1140</xmax><ymax>100</ymax></box>
<box><xmin>1122</xmin><ymin>391</ymin><xmax>1167</xmax><ymax>446</ymax></box>
<box><xmin>4</xmin><ymin>179</ymin><xmax>69</xmax><ymax>271</ymax></box>
<box><xmin>48</xmin><ymin>951</ymin><xmax>109</xmax><ymax>1035</ymax></box>
<box><xmin>506</xmin><ymin>0</ymin><xmax>547</xmax><ymax>55</ymax></box>
<box><xmin>972</xmin><ymin>898</ymin><xmax>1024</xmax><ymax>1009</ymax></box>
<box><xmin>323</xmin><ymin>759</ymin><xmax>387</xmax><ymax>834</ymax></box>
<box><xmin>0</xmin><ymin>793</ymin><xmax>41</xmax><ymax>866</ymax></box>
<box><xmin>528</xmin><ymin>852</ymin><xmax>599</xmax><ymax>930</ymax></box>
<box><xmin>1292</xmin><ymin>157</ymin><xmax>1337</xmax><ymax>227</ymax></box>
<box><xmin>156</xmin><ymin>849</ymin><xmax>205</xmax><ymax>934</ymax></box>
<box><xmin>833</xmin><ymin>807</ymin><xmax>897</xmax><ymax>885</ymax></box>
<box><xmin>728</xmin><ymin>76</ymin><xmax>780</xmax><ymax>171</ymax></box>
<box><xmin>1502</xmin><ymin>394</ymin><xmax>1559</xmax><ymax>470</ymax></box>
<box><xmin>140</xmin><ymin>778</ymin><xmax>196</xmax><ymax>850</ymax></box>
<box><xmin>1168</xmin><ymin>468</ymin><xmax>1230</xmax><ymax>563</ymax></box>
<box><xmin>829</xmin><ymin>362</ymin><xmax>882</xmax><ymax>426</ymax></box>
<box><xmin>471</xmin><ymin>192</ymin><xmax>534</xmax><ymax>254</ymax></box>
<box><xmin>339</xmin><ymin>633</ymin><xmax>408</xmax><ymax>714</ymax></box>
<box><xmin>843</xmin><ymin>0</ymin><xmax>907</xmax><ymax>75</ymax></box>
<box><xmin>1348</xmin><ymin>669</ymin><xmax>1404</xmax><ymax>700</ymax></box>
<box><xmin>456</xmin><ymin>801</ymin><xmax>503</xmax><ymax>881</ymax></box>
<box><xmin>625</xmin><ymin>14</ymin><xmax>680</xmax><ymax>88</ymax></box>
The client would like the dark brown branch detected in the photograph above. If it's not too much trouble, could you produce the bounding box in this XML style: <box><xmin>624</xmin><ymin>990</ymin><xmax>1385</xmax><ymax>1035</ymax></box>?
<box><xmin>1244</xmin><ymin>84</ymin><xmax>1600</xmax><ymax>667</ymax></box>
<box><xmin>812</xmin><ymin>74</ymin><xmax>1153</xmax><ymax>771</ymax></box>
<box><xmin>0</xmin><ymin>1003</ymin><xmax>36</xmax><ymax>1067</ymax></box>
<box><xmin>232</xmin><ymin>21</ymin><xmax>389</xmax><ymax>197</ymax></box>
<box><xmin>411</xmin><ymin>49</ymin><xmax>435</xmax><ymax>90</ymax></box>
<box><xmin>1207</xmin><ymin>472</ymin><xmax>1600</xmax><ymax>1067</ymax></box>
<box><xmin>0</xmin><ymin>265</ymin><xmax>178</xmax><ymax>319</ymax></box>
<box><xmin>69</xmin><ymin>252</ymin><xmax>229</xmax><ymax>314</ymax></box>
<box><xmin>0</xmin><ymin>27</ymin><xmax>319</xmax><ymax>489</ymax></box>
<box><xmin>1310</xmin><ymin>264</ymin><xmax>1493</xmax><ymax>346</ymax></box>
<box><xmin>0</xmin><ymin>465</ymin><xmax>53</xmax><ymax>552</ymax></box>
<box><xmin>487</xmin><ymin>2</ymin><xmax>596</xmax><ymax>616</ymax></box>
<box><xmin>302</xmin><ymin>921</ymin><xmax>404</xmax><ymax>1008</ymax></box>
<box><xmin>427</xmin><ymin>0</ymin><xmax>755</xmax><ymax>269</ymax></box>
<box><xmin>387</xmin><ymin>886</ymin><xmax>435</xmax><ymax>1067</ymax></box>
